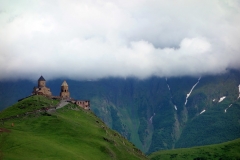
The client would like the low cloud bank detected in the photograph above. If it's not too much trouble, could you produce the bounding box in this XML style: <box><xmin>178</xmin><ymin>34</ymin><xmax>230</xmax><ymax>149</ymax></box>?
<box><xmin>0</xmin><ymin>0</ymin><xmax>240</xmax><ymax>80</ymax></box>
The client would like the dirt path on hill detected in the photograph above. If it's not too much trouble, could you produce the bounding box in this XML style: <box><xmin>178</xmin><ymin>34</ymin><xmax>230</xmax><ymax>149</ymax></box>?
<box><xmin>56</xmin><ymin>100</ymin><xmax>69</xmax><ymax>109</ymax></box>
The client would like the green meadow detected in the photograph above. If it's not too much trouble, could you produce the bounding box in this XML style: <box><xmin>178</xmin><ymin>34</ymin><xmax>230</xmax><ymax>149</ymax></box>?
<box><xmin>0</xmin><ymin>96</ymin><xmax>147</xmax><ymax>160</ymax></box>
<box><xmin>148</xmin><ymin>138</ymin><xmax>240</xmax><ymax>160</ymax></box>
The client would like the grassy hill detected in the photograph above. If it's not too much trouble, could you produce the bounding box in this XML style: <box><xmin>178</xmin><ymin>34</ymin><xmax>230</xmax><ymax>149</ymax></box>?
<box><xmin>148</xmin><ymin>138</ymin><xmax>240</xmax><ymax>160</ymax></box>
<box><xmin>0</xmin><ymin>95</ymin><xmax>59</xmax><ymax>119</ymax></box>
<box><xmin>0</xmin><ymin>95</ymin><xmax>147</xmax><ymax>160</ymax></box>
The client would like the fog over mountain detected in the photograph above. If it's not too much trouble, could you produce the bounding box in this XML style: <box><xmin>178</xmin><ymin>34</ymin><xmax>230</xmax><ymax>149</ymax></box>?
<box><xmin>0</xmin><ymin>0</ymin><xmax>240</xmax><ymax>80</ymax></box>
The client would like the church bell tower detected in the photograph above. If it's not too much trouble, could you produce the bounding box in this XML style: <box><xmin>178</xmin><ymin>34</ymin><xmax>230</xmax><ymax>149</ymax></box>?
<box><xmin>38</xmin><ymin>75</ymin><xmax>46</xmax><ymax>87</ymax></box>
<box><xmin>60</xmin><ymin>80</ymin><xmax>70</xmax><ymax>99</ymax></box>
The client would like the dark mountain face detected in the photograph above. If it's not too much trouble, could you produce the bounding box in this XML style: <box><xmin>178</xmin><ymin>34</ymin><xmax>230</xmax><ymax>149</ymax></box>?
<box><xmin>1</xmin><ymin>70</ymin><xmax>240</xmax><ymax>153</ymax></box>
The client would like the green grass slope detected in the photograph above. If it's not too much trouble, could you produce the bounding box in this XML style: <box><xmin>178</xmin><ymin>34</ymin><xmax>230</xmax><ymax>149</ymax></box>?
<box><xmin>0</xmin><ymin>96</ymin><xmax>147</xmax><ymax>160</ymax></box>
<box><xmin>148</xmin><ymin>138</ymin><xmax>240</xmax><ymax>160</ymax></box>
<box><xmin>0</xmin><ymin>95</ymin><xmax>59</xmax><ymax>119</ymax></box>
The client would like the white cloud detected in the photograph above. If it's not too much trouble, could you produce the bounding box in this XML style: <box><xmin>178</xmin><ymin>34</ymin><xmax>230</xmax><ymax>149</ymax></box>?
<box><xmin>0</xmin><ymin>0</ymin><xmax>240</xmax><ymax>80</ymax></box>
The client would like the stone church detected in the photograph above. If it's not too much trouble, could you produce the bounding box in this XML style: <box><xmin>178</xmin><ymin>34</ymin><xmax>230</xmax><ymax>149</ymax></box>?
<box><xmin>32</xmin><ymin>76</ymin><xmax>52</xmax><ymax>96</ymax></box>
<box><xmin>32</xmin><ymin>76</ymin><xmax>70</xmax><ymax>99</ymax></box>
<box><xmin>32</xmin><ymin>76</ymin><xmax>90</xmax><ymax>110</ymax></box>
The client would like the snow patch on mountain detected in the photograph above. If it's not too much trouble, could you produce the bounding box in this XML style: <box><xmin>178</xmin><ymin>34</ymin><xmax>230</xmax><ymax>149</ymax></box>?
<box><xmin>149</xmin><ymin>113</ymin><xmax>155</xmax><ymax>124</ymax></box>
<box><xmin>219</xmin><ymin>96</ymin><xmax>226</xmax><ymax>102</ymax></box>
<box><xmin>185</xmin><ymin>77</ymin><xmax>201</xmax><ymax>105</ymax></box>
<box><xmin>225</xmin><ymin>104</ymin><xmax>232</xmax><ymax>113</ymax></box>
<box><xmin>166</xmin><ymin>78</ymin><xmax>177</xmax><ymax>111</ymax></box>
<box><xmin>174</xmin><ymin>105</ymin><xmax>177</xmax><ymax>110</ymax></box>
<box><xmin>200</xmin><ymin>110</ymin><xmax>206</xmax><ymax>114</ymax></box>
<box><xmin>167</xmin><ymin>84</ymin><xmax>170</xmax><ymax>90</ymax></box>
<box><xmin>166</xmin><ymin>78</ymin><xmax>170</xmax><ymax>90</ymax></box>
<box><xmin>238</xmin><ymin>84</ymin><xmax>240</xmax><ymax>99</ymax></box>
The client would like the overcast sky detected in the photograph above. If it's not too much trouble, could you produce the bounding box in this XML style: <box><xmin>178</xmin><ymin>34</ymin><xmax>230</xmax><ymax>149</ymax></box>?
<box><xmin>0</xmin><ymin>0</ymin><xmax>240</xmax><ymax>80</ymax></box>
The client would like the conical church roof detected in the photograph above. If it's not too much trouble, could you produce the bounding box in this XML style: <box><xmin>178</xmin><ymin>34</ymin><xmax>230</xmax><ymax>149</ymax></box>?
<box><xmin>61</xmin><ymin>80</ymin><xmax>68</xmax><ymax>86</ymax></box>
<box><xmin>38</xmin><ymin>75</ymin><xmax>46</xmax><ymax>81</ymax></box>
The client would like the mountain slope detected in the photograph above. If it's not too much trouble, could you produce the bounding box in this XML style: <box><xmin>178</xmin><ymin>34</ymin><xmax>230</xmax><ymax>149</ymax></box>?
<box><xmin>0</xmin><ymin>80</ymin><xmax>34</xmax><ymax>111</ymax></box>
<box><xmin>69</xmin><ymin>71</ymin><xmax>240</xmax><ymax>153</ymax></box>
<box><xmin>1</xmin><ymin>70</ymin><xmax>240</xmax><ymax>154</ymax></box>
<box><xmin>148</xmin><ymin>138</ymin><xmax>240</xmax><ymax>160</ymax></box>
<box><xmin>0</xmin><ymin>95</ymin><xmax>147</xmax><ymax>160</ymax></box>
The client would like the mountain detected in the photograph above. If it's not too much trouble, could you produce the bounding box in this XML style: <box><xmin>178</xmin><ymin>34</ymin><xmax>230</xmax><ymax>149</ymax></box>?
<box><xmin>1</xmin><ymin>70</ymin><xmax>240</xmax><ymax>154</ymax></box>
<box><xmin>148</xmin><ymin>138</ymin><xmax>240</xmax><ymax>160</ymax></box>
<box><xmin>0</xmin><ymin>80</ymin><xmax>35</xmax><ymax>110</ymax></box>
<box><xmin>0</xmin><ymin>95</ymin><xmax>147</xmax><ymax>160</ymax></box>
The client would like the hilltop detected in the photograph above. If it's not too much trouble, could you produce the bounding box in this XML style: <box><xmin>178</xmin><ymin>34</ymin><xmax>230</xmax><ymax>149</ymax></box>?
<box><xmin>0</xmin><ymin>95</ymin><xmax>147</xmax><ymax>160</ymax></box>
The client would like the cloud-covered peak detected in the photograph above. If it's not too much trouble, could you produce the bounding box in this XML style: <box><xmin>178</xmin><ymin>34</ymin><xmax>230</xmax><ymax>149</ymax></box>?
<box><xmin>0</xmin><ymin>0</ymin><xmax>240</xmax><ymax>80</ymax></box>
